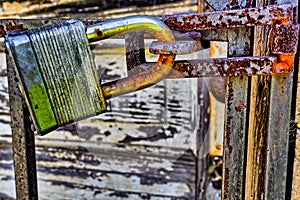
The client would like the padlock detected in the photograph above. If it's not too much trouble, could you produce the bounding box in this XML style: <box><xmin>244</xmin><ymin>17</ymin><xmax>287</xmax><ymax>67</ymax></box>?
<box><xmin>6</xmin><ymin>16</ymin><xmax>175</xmax><ymax>135</ymax></box>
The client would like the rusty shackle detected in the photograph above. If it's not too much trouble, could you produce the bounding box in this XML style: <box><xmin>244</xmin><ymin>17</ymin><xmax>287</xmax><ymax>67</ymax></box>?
<box><xmin>86</xmin><ymin>16</ymin><xmax>176</xmax><ymax>99</ymax></box>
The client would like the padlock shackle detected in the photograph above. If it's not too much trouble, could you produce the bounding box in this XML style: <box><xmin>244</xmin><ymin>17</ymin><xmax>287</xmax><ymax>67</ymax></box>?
<box><xmin>86</xmin><ymin>16</ymin><xmax>175</xmax><ymax>99</ymax></box>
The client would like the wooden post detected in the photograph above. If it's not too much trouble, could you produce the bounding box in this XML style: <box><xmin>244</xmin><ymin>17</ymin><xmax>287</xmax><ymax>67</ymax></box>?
<box><xmin>245</xmin><ymin>0</ymin><xmax>295</xmax><ymax>199</ymax></box>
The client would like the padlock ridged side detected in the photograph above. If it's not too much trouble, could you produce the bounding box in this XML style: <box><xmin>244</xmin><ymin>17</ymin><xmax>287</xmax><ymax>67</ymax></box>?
<box><xmin>69</xmin><ymin>22</ymin><xmax>106</xmax><ymax>117</ymax></box>
<box><xmin>28</xmin><ymin>20</ymin><xmax>106</xmax><ymax>126</ymax></box>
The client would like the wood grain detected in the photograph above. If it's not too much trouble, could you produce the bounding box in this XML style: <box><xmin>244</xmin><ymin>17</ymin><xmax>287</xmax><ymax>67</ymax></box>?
<box><xmin>0</xmin><ymin>0</ymin><xmax>197</xmax><ymax>18</ymax></box>
<box><xmin>292</xmin><ymin>129</ymin><xmax>300</xmax><ymax>200</ymax></box>
<box><xmin>246</xmin><ymin>0</ymin><xmax>295</xmax><ymax>199</ymax></box>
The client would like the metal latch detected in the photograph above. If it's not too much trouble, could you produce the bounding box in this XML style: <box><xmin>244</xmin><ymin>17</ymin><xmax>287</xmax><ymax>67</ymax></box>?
<box><xmin>5</xmin><ymin>4</ymin><xmax>299</xmax><ymax>135</ymax></box>
<box><xmin>134</xmin><ymin>4</ymin><xmax>299</xmax><ymax>79</ymax></box>
<box><xmin>6</xmin><ymin>16</ymin><xmax>175</xmax><ymax>135</ymax></box>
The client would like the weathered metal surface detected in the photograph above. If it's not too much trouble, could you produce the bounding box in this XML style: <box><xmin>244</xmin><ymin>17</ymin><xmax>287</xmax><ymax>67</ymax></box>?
<box><xmin>1</xmin><ymin>2</ymin><xmax>298</xmax><ymax>199</ymax></box>
<box><xmin>227</xmin><ymin>27</ymin><xmax>251</xmax><ymax>57</ymax></box>
<box><xmin>293</xmin><ymin>4</ymin><xmax>300</xmax><ymax>198</ymax></box>
<box><xmin>163</xmin><ymin>4</ymin><xmax>294</xmax><ymax>31</ymax></box>
<box><xmin>7</xmin><ymin>52</ymin><xmax>38</xmax><ymax>199</ymax></box>
<box><xmin>222</xmin><ymin>76</ymin><xmax>248</xmax><ymax>200</ymax></box>
<box><xmin>271</xmin><ymin>24</ymin><xmax>300</xmax><ymax>55</ymax></box>
<box><xmin>266</xmin><ymin>73</ymin><xmax>293</xmax><ymax>199</ymax></box>
<box><xmin>5</xmin><ymin>16</ymin><xmax>176</xmax><ymax>106</ymax></box>
<box><xmin>125</xmin><ymin>33</ymin><xmax>146</xmax><ymax>74</ymax></box>
<box><xmin>0</xmin><ymin>4</ymin><xmax>205</xmax><ymax>199</ymax></box>
<box><xmin>149</xmin><ymin>40</ymin><xmax>201</xmax><ymax>54</ymax></box>
<box><xmin>222</xmin><ymin>2</ymin><xmax>250</xmax><ymax>199</ymax></box>
<box><xmin>7</xmin><ymin>20</ymin><xmax>107</xmax><ymax>135</ymax></box>
<box><xmin>138</xmin><ymin>56</ymin><xmax>277</xmax><ymax>78</ymax></box>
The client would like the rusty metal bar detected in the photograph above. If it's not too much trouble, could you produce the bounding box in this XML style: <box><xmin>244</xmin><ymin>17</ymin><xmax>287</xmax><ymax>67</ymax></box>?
<box><xmin>163</xmin><ymin>4</ymin><xmax>294</xmax><ymax>31</ymax></box>
<box><xmin>7</xmin><ymin>53</ymin><xmax>38</xmax><ymax>199</ymax></box>
<box><xmin>137</xmin><ymin>56</ymin><xmax>278</xmax><ymax>78</ymax></box>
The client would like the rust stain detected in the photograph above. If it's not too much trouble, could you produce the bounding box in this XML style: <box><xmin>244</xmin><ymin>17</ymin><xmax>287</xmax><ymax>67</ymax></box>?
<box><xmin>0</xmin><ymin>21</ymin><xmax>26</xmax><ymax>37</ymax></box>
<box><xmin>271</xmin><ymin>24</ymin><xmax>299</xmax><ymax>55</ymax></box>
<box><xmin>133</xmin><ymin>57</ymin><xmax>277</xmax><ymax>79</ymax></box>
<box><xmin>274</xmin><ymin>55</ymin><xmax>295</xmax><ymax>73</ymax></box>
<box><xmin>0</xmin><ymin>25</ymin><xmax>6</xmax><ymax>37</ymax></box>
<box><xmin>6</xmin><ymin>21</ymin><xmax>25</xmax><ymax>32</ymax></box>
<box><xmin>94</xmin><ymin>28</ymin><xmax>103</xmax><ymax>38</ymax></box>
<box><xmin>225</xmin><ymin>81</ymin><xmax>234</xmax><ymax>155</ymax></box>
<box><xmin>223</xmin><ymin>167</ymin><xmax>230</xmax><ymax>199</ymax></box>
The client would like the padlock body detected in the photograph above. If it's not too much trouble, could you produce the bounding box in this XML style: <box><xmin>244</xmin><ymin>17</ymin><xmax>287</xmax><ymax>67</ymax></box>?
<box><xmin>7</xmin><ymin>20</ymin><xmax>107</xmax><ymax>134</ymax></box>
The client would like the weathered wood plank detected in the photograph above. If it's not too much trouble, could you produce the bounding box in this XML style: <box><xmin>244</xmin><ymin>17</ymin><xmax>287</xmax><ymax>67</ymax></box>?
<box><xmin>1</xmin><ymin>141</ymin><xmax>196</xmax><ymax>199</ymax></box>
<box><xmin>0</xmin><ymin>53</ymin><xmax>10</xmax><ymax>139</ymax></box>
<box><xmin>0</xmin><ymin>142</ymin><xmax>15</xmax><ymax>199</ymax></box>
<box><xmin>245</xmin><ymin>75</ymin><xmax>270</xmax><ymax>199</ymax></box>
<box><xmin>246</xmin><ymin>0</ymin><xmax>295</xmax><ymax>199</ymax></box>
<box><xmin>292</xmin><ymin>129</ymin><xmax>300</xmax><ymax>200</ymax></box>
<box><xmin>292</xmin><ymin>4</ymin><xmax>300</xmax><ymax>198</ymax></box>
<box><xmin>0</xmin><ymin>0</ymin><xmax>197</xmax><ymax>18</ymax></box>
<box><xmin>245</xmin><ymin>0</ymin><xmax>273</xmax><ymax>197</ymax></box>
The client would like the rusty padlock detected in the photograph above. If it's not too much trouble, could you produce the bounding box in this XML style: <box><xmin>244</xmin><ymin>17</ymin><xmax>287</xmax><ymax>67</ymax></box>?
<box><xmin>6</xmin><ymin>16</ymin><xmax>175</xmax><ymax>135</ymax></box>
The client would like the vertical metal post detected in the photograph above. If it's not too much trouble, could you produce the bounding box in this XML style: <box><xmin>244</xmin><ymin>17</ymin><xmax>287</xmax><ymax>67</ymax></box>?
<box><xmin>7</xmin><ymin>55</ymin><xmax>38</xmax><ymax>199</ymax></box>
<box><xmin>220</xmin><ymin>1</ymin><xmax>251</xmax><ymax>200</ymax></box>
<box><xmin>195</xmin><ymin>1</ymin><xmax>211</xmax><ymax>199</ymax></box>
<box><xmin>196</xmin><ymin>79</ymin><xmax>210</xmax><ymax>199</ymax></box>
